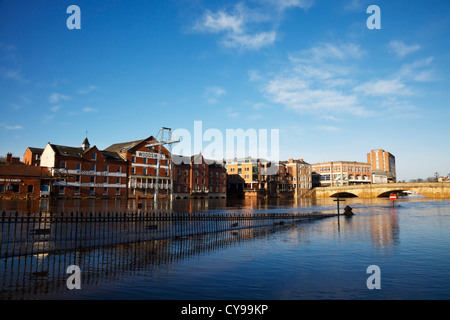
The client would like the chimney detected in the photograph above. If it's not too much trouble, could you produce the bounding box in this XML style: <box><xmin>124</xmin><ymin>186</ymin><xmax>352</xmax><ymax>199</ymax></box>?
<box><xmin>298</xmin><ymin>158</ymin><xmax>303</xmax><ymax>162</ymax></box>
<box><xmin>289</xmin><ymin>158</ymin><xmax>293</xmax><ymax>163</ymax></box>
<box><xmin>6</xmin><ymin>153</ymin><xmax>12</xmax><ymax>164</ymax></box>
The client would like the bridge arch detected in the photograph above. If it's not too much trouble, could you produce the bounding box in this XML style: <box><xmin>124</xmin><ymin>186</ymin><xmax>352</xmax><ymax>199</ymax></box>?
<box><xmin>330</xmin><ymin>192</ymin><xmax>359</xmax><ymax>198</ymax></box>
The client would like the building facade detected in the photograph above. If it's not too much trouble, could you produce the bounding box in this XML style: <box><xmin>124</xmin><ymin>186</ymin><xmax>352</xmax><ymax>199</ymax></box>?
<box><xmin>172</xmin><ymin>153</ymin><xmax>227</xmax><ymax>199</ymax></box>
<box><xmin>0</xmin><ymin>153</ymin><xmax>44</xmax><ymax>199</ymax></box>
<box><xmin>40</xmin><ymin>138</ymin><xmax>128</xmax><ymax>198</ymax></box>
<box><xmin>105</xmin><ymin>135</ymin><xmax>172</xmax><ymax>199</ymax></box>
<box><xmin>23</xmin><ymin>147</ymin><xmax>44</xmax><ymax>166</ymax></box>
<box><xmin>367</xmin><ymin>149</ymin><xmax>396</xmax><ymax>183</ymax></box>
<box><xmin>281</xmin><ymin>158</ymin><xmax>312</xmax><ymax>196</ymax></box>
<box><xmin>311</xmin><ymin>161</ymin><xmax>372</xmax><ymax>187</ymax></box>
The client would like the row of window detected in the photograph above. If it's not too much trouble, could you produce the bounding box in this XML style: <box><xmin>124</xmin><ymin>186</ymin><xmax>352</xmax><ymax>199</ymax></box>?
<box><xmin>131</xmin><ymin>156</ymin><xmax>169</xmax><ymax>166</ymax></box>
<box><xmin>315</xmin><ymin>166</ymin><xmax>371</xmax><ymax>173</ymax></box>
<box><xmin>131</xmin><ymin>167</ymin><xmax>169</xmax><ymax>176</ymax></box>
<box><xmin>60</xmin><ymin>161</ymin><xmax>123</xmax><ymax>173</ymax></box>
<box><xmin>74</xmin><ymin>176</ymin><xmax>123</xmax><ymax>183</ymax></box>
<box><xmin>0</xmin><ymin>184</ymin><xmax>34</xmax><ymax>194</ymax></box>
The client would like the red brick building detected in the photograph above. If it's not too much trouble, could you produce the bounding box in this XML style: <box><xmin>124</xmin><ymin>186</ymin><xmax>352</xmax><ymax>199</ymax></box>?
<box><xmin>23</xmin><ymin>147</ymin><xmax>44</xmax><ymax>166</ymax></box>
<box><xmin>39</xmin><ymin>138</ymin><xmax>128</xmax><ymax>198</ymax></box>
<box><xmin>172</xmin><ymin>153</ymin><xmax>227</xmax><ymax>199</ymax></box>
<box><xmin>105</xmin><ymin>135</ymin><xmax>172</xmax><ymax>199</ymax></box>
<box><xmin>0</xmin><ymin>153</ymin><xmax>45</xmax><ymax>199</ymax></box>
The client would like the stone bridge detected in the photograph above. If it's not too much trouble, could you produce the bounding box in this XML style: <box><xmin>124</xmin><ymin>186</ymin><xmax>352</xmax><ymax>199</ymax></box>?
<box><xmin>312</xmin><ymin>182</ymin><xmax>450</xmax><ymax>199</ymax></box>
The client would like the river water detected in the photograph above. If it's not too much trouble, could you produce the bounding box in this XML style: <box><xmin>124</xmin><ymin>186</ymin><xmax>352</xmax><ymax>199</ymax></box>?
<box><xmin>1</xmin><ymin>196</ymin><xmax>449</xmax><ymax>300</ymax></box>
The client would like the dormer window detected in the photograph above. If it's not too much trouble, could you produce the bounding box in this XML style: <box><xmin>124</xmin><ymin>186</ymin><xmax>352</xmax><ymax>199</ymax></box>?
<box><xmin>92</xmin><ymin>152</ymin><xmax>97</xmax><ymax>161</ymax></box>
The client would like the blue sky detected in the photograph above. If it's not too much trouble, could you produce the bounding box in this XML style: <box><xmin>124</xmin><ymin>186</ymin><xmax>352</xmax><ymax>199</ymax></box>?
<box><xmin>1</xmin><ymin>0</ymin><xmax>449</xmax><ymax>180</ymax></box>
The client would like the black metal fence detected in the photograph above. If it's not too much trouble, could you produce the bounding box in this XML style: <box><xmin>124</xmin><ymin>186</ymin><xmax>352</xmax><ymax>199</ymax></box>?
<box><xmin>1</xmin><ymin>211</ymin><xmax>336</xmax><ymax>259</ymax></box>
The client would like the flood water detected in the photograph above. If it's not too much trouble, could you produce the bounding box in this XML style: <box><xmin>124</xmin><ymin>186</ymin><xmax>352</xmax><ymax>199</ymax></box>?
<box><xmin>1</xmin><ymin>196</ymin><xmax>450</xmax><ymax>300</ymax></box>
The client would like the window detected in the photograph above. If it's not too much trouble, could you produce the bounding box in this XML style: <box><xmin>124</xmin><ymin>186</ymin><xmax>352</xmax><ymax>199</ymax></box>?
<box><xmin>90</xmin><ymin>176</ymin><xmax>95</xmax><ymax>183</ymax></box>
<box><xmin>0</xmin><ymin>184</ymin><xmax>4</xmax><ymax>193</ymax></box>
<box><xmin>131</xmin><ymin>189</ymin><xmax>135</xmax><ymax>195</ymax></box>
<box><xmin>59</xmin><ymin>186</ymin><xmax>65</xmax><ymax>194</ymax></box>
<box><xmin>92</xmin><ymin>153</ymin><xmax>97</xmax><ymax>161</ymax></box>
<box><xmin>91</xmin><ymin>164</ymin><xmax>96</xmax><ymax>171</ymax></box>
<box><xmin>76</xmin><ymin>175</ymin><xmax>80</xmax><ymax>182</ymax></box>
<box><xmin>131</xmin><ymin>167</ymin><xmax>135</xmax><ymax>174</ymax></box>
<box><xmin>116</xmin><ymin>188</ymin><xmax>120</xmax><ymax>195</ymax></box>
<box><xmin>143</xmin><ymin>168</ymin><xmax>147</xmax><ymax>175</ymax></box>
<box><xmin>117</xmin><ymin>166</ymin><xmax>121</xmax><ymax>173</ymax></box>
<box><xmin>132</xmin><ymin>156</ymin><xmax>136</xmax><ymax>163</ymax></box>
<box><xmin>116</xmin><ymin>177</ymin><xmax>120</xmax><ymax>184</ymax></box>
<box><xmin>143</xmin><ymin>158</ymin><xmax>147</xmax><ymax>164</ymax></box>
<box><xmin>27</xmin><ymin>185</ymin><xmax>34</xmax><ymax>194</ymax></box>
<box><xmin>90</xmin><ymin>187</ymin><xmax>95</xmax><ymax>195</ymax></box>
<box><xmin>75</xmin><ymin>187</ymin><xmax>80</xmax><ymax>195</ymax></box>
<box><xmin>76</xmin><ymin>163</ymin><xmax>81</xmax><ymax>170</ymax></box>
<box><xmin>104</xmin><ymin>176</ymin><xmax>108</xmax><ymax>184</ymax></box>
<box><xmin>143</xmin><ymin>189</ymin><xmax>147</xmax><ymax>196</ymax></box>
<box><xmin>61</xmin><ymin>161</ymin><xmax>66</xmax><ymax>168</ymax></box>
<box><xmin>103</xmin><ymin>188</ymin><xmax>108</xmax><ymax>195</ymax></box>
<box><xmin>105</xmin><ymin>165</ymin><xmax>109</xmax><ymax>172</ymax></box>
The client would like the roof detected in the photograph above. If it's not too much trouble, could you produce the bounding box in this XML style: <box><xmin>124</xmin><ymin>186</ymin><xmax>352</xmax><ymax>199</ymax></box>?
<box><xmin>105</xmin><ymin>136</ymin><xmax>155</xmax><ymax>153</ymax></box>
<box><xmin>27</xmin><ymin>147</ymin><xmax>44</xmax><ymax>154</ymax></box>
<box><xmin>48</xmin><ymin>144</ymin><xmax>125</xmax><ymax>162</ymax></box>
<box><xmin>0</xmin><ymin>163</ymin><xmax>43</xmax><ymax>178</ymax></box>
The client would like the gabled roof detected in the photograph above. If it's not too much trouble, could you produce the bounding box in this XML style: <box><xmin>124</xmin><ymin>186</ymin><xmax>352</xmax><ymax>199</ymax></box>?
<box><xmin>105</xmin><ymin>136</ymin><xmax>155</xmax><ymax>153</ymax></box>
<box><xmin>27</xmin><ymin>147</ymin><xmax>44</xmax><ymax>154</ymax></box>
<box><xmin>47</xmin><ymin>144</ymin><xmax>125</xmax><ymax>162</ymax></box>
<box><xmin>49</xmin><ymin>144</ymin><xmax>88</xmax><ymax>158</ymax></box>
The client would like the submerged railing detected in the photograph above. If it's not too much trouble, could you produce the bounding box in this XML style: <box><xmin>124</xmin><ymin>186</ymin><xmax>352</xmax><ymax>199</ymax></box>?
<box><xmin>0</xmin><ymin>211</ymin><xmax>336</xmax><ymax>259</ymax></box>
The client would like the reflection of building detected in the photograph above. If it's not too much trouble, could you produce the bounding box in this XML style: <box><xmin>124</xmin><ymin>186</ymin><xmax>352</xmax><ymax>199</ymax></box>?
<box><xmin>172</xmin><ymin>153</ymin><xmax>227</xmax><ymax>199</ymax></box>
<box><xmin>311</xmin><ymin>161</ymin><xmax>372</xmax><ymax>187</ymax></box>
<box><xmin>105</xmin><ymin>135</ymin><xmax>172</xmax><ymax>199</ymax></box>
<box><xmin>367</xmin><ymin>149</ymin><xmax>396</xmax><ymax>183</ymax></box>
<box><xmin>40</xmin><ymin>138</ymin><xmax>128</xmax><ymax>198</ymax></box>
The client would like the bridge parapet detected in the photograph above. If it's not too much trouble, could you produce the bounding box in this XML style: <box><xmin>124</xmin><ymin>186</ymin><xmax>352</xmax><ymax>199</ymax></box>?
<box><xmin>313</xmin><ymin>182</ymin><xmax>450</xmax><ymax>199</ymax></box>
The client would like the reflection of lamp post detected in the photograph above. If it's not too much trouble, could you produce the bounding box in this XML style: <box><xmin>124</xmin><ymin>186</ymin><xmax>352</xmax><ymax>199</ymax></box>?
<box><xmin>435</xmin><ymin>172</ymin><xmax>439</xmax><ymax>182</ymax></box>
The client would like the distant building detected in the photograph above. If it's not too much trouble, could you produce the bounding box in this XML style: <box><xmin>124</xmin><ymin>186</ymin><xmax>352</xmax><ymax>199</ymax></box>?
<box><xmin>281</xmin><ymin>158</ymin><xmax>312</xmax><ymax>197</ymax></box>
<box><xmin>40</xmin><ymin>138</ymin><xmax>128</xmax><ymax>198</ymax></box>
<box><xmin>105</xmin><ymin>135</ymin><xmax>172</xmax><ymax>199</ymax></box>
<box><xmin>0</xmin><ymin>153</ymin><xmax>45</xmax><ymax>199</ymax></box>
<box><xmin>171</xmin><ymin>153</ymin><xmax>227</xmax><ymax>199</ymax></box>
<box><xmin>23</xmin><ymin>147</ymin><xmax>44</xmax><ymax>166</ymax></box>
<box><xmin>311</xmin><ymin>161</ymin><xmax>372</xmax><ymax>187</ymax></box>
<box><xmin>367</xmin><ymin>149</ymin><xmax>396</xmax><ymax>183</ymax></box>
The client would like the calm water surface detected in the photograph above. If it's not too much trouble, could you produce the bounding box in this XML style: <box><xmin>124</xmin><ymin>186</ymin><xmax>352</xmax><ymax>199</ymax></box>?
<box><xmin>1</xmin><ymin>197</ymin><xmax>449</xmax><ymax>300</ymax></box>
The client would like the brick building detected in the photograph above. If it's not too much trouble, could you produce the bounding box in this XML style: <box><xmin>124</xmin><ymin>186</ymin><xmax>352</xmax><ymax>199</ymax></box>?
<box><xmin>105</xmin><ymin>135</ymin><xmax>172</xmax><ymax>199</ymax></box>
<box><xmin>172</xmin><ymin>153</ymin><xmax>227</xmax><ymax>199</ymax></box>
<box><xmin>0</xmin><ymin>153</ymin><xmax>45</xmax><ymax>199</ymax></box>
<box><xmin>280</xmin><ymin>158</ymin><xmax>312</xmax><ymax>196</ymax></box>
<box><xmin>367</xmin><ymin>149</ymin><xmax>396</xmax><ymax>183</ymax></box>
<box><xmin>23</xmin><ymin>147</ymin><xmax>44</xmax><ymax>166</ymax></box>
<box><xmin>39</xmin><ymin>138</ymin><xmax>128</xmax><ymax>198</ymax></box>
<box><xmin>311</xmin><ymin>161</ymin><xmax>372</xmax><ymax>187</ymax></box>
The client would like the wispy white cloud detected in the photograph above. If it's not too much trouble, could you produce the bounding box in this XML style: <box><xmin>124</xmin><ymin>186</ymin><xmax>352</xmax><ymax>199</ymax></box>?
<box><xmin>204</xmin><ymin>86</ymin><xmax>227</xmax><ymax>104</ymax></box>
<box><xmin>0</xmin><ymin>67</ymin><xmax>28</xmax><ymax>83</ymax></box>
<box><xmin>77</xmin><ymin>85</ymin><xmax>99</xmax><ymax>94</ymax></box>
<box><xmin>49</xmin><ymin>93</ymin><xmax>70</xmax><ymax>103</ymax></box>
<box><xmin>354</xmin><ymin>78</ymin><xmax>411</xmax><ymax>96</ymax></box>
<box><xmin>50</xmin><ymin>105</ymin><xmax>62</xmax><ymax>112</ymax></box>
<box><xmin>388</xmin><ymin>40</ymin><xmax>420</xmax><ymax>57</ymax></box>
<box><xmin>1</xmin><ymin>124</ymin><xmax>24</xmax><ymax>130</ymax></box>
<box><xmin>82</xmin><ymin>107</ymin><xmax>98</xmax><ymax>113</ymax></box>
<box><xmin>192</xmin><ymin>1</ymin><xmax>312</xmax><ymax>51</ymax></box>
